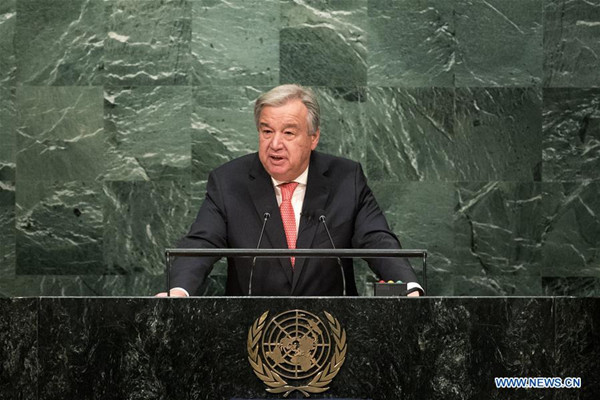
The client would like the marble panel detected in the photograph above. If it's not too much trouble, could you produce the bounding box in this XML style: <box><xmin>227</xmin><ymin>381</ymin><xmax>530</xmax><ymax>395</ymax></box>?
<box><xmin>455</xmin><ymin>0</ymin><xmax>542</xmax><ymax>87</ymax></box>
<box><xmin>367</xmin><ymin>0</ymin><xmax>455</xmax><ymax>87</ymax></box>
<box><xmin>103</xmin><ymin>180</ymin><xmax>192</xmax><ymax>275</ymax></box>
<box><xmin>411</xmin><ymin>298</ymin><xmax>552</xmax><ymax>399</ymax></box>
<box><xmin>371</xmin><ymin>181</ymin><xmax>455</xmax><ymax>296</ymax></box>
<box><xmin>544</xmin><ymin>0</ymin><xmax>600</xmax><ymax>87</ymax></box>
<box><xmin>312</xmin><ymin>87</ymin><xmax>366</xmax><ymax>163</ymax></box>
<box><xmin>0</xmin><ymin>181</ymin><xmax>15</xmax><ymax>278</ymax></box>
<box><xmin>454</xmin><ymin>87</ymin><xmax>542</xmax><ymax>181</ymax></box>
<box><xmin>103</xmin><ymin>86</ymin><xmax>192</xmax><ymax>181</ymax></box>
<box><xmin>0</xmin><ymin>0</ymin><xmax>15</xmax><ymax>85</ymax></box>
<box><xmin>453</xmin><ymin>274</ymin><xmax>542</xmax><ymax>296</ymax></box>
<box><xmin>554</xmin><ymin>298</ymin><xmax>600</xmax><ymax>399</ymax></box>
<box><xmin>16</xmin><ymin>180</ymin><xmax>105</xmax><ymax>275</ymax></box>
<box><xmin>542</xmin><ymin>88</ymin><xmax>600</xmax><ymax>182</ymax></box>
<box><xmin>543</xmin><ymin>276</ymin><xmax>600</xmax><ymax>296</ymax></box>
<box><xmin>0</xmin><ymin>1</ymin><xmax>16</xmax><ymax>182</ymax></box>
<box><xmin>0</xmin><ymin>298</ymin><xmax>37</xmax><ymax>399</ymax></box>
<box><xmin>191</xmin><ymin>86</ymin><xmax>262</xmax><ymax>182</ymax></box>
<box><xmin>16</xmin><ymin>86</ymin><xmax>105</xmax><ymax>182</ymax></box>
<box><xmin>0</xmin><ymin>274</ymin><xmax>168</xmax><ymax>297</ymax></box>
<box><xmin>104</xmin><ymin>0</ymin><xmax>191</xmax><ymax>86</ymax></box>
<box><xmin>454</xmin><ymin>182</ymin><xmax>543</xmax><ymax>279</ymax></box>
<box><xmin>280</xmin><ymin>0</ymin><xmax>367</xmax><ymax>86</ymax></box>
<box><xmin>365</xmin><ymin>87</ymin><xmax>455</xmax><ymax>182</ymax></box>
<box><xmin>33</xmin><ymin>298</ymin><xmax>554</xmax><ymax>399</ymax></box>
<box><xmin>15</xmin><ymin>0</ymin><xmax>104</xmax><ymax>85</ymax></box>
<box><xmin>541</xmin><ymin>181</ymin><xmax>600</xmax><ymax>278</ymax></box>
<box><xmin>191</xmin><ymin>0</ymin><xmax>279</xmax><ymax>86</ymax></box>
<box><xmin>0</xmin><ymin>85</ymin><xmax>15</xmax><ymax>182</ymax></box>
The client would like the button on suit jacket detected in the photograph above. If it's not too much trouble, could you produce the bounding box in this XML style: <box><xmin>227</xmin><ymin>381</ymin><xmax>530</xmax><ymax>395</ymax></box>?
<box><xmin>171</xmin><ymin>151</ymin><xmax>418</xmax><ymax>296</ymax></box>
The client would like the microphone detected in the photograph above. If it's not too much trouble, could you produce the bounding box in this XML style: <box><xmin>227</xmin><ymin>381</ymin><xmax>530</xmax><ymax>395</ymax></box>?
<box><xmin>318</xmin><ymin>213</ymin><xmax>346</xmax><ymax>296</ymax></box>
<box><xmin>248</xmin><ymin>212</ymin><xmax>270</xmax><ymax>296</ymax></box>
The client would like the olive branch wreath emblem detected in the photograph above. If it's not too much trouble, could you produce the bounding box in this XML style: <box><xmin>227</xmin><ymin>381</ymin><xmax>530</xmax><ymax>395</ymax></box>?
<box><xmin>247</xmin><ymin>310</ymin><xmax>347</xmax><ymax>398</ymax></box>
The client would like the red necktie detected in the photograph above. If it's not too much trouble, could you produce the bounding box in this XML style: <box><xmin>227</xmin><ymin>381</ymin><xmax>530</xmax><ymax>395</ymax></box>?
<box><xmin>279</xmin><ymin>182</ymin><xmax>298</xmax><ymax>267</ymax></box>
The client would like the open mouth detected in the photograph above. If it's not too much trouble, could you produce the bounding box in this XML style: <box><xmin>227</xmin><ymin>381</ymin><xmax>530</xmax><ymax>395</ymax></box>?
<box><xmin>270</xmin><ymin>155</ymin><xmax>285</xmax><ymax>161</ymax></box>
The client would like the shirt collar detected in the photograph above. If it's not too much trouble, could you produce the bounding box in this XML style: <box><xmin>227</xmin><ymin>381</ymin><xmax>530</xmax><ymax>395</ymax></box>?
<box><xmin>271</xmin><ymin>165</ymin><xmax>309</xmax><ymax>187</ymax></box>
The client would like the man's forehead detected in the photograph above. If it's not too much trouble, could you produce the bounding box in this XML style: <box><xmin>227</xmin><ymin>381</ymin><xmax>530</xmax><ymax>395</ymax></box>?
<box><xmin>259</xmin><ymin>102</ymin><xmax>307</xmax><ymax>125</ymax></box>
<box><xmin>259</xmin><ymin>120</ymin><xmax>301</xmax><ymax>128</ymax></box>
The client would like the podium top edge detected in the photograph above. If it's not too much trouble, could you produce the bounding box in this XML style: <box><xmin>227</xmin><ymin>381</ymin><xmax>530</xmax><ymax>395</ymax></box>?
<box><xmin>164</xmin><ymin>248</ymin><xmax>428</xmax><ymax>257</ymax></box>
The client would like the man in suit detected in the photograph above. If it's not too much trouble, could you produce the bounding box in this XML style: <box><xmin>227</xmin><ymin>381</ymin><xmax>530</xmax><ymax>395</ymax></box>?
<box><xmin>157</xmin><ymin>84</ymin><xmax>423</xmax><ymax>297</ymax></box>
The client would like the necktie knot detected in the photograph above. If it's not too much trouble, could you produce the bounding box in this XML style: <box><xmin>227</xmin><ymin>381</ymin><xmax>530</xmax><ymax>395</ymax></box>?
<box><xmin>280</xmin><ymin>182</ymin><xmax>298</xmax><ymax>201</ymax></box>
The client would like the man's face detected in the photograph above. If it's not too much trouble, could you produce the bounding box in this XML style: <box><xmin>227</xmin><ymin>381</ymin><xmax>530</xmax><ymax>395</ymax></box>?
<box><xmin>258</xmin><ymin>99</ymin><xmax>320</xmax><ymax>181</ymax></box>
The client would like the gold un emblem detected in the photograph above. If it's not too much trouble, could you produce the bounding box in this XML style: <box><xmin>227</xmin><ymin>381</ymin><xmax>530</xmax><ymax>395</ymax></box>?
<box><xmin>247</xmin><ymin>309</ymin><xmax>347</xmax><ymax>398</ymax></box>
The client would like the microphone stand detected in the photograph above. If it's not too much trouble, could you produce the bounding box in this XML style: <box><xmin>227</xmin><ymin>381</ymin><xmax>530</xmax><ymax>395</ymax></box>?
<box><xmin>248</xmin><ymin>212</ymin><xmax>270</xmax><ymax>296</ymax></box>
<box><xmin>319</xmin><ymin>214</ymin><xmax>346</xmax><ymax>296</ymax></box>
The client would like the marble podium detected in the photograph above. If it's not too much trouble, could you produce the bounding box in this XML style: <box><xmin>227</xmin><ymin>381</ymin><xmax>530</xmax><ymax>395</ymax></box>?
<box><xmin>1</xmin><ymin>297</ymin><xmax>598</xmax><ymax>399</ymax></box>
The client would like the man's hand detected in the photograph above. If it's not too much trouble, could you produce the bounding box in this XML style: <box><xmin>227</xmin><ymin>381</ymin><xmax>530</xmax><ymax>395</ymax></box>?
<box><xmin>155</xmin><ymin>288</ymin><xmax>188</xmax><ymax>297</ymax></box>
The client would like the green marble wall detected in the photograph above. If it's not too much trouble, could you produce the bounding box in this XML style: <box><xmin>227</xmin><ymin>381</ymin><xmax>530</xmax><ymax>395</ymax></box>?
<box><xmin>0</xmin><ymin>0</ymin><xmax>599</xmax><ymax>296</ymax></box>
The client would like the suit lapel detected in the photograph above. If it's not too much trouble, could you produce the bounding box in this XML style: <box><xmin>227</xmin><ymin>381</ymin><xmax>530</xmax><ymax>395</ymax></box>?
<box><xmin>292</xmin><ymin>152</ymin><xmax>330</xmax><ymax>293</ymax></box>
<box><xmin>247</xmin><ymin>155</ymin><xmax>293</xmax><ymax>284</ymax></box>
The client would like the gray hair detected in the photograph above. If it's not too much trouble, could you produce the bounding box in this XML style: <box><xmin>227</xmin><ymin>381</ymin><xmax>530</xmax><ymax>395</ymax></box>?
<box><xmin>254</xmin><ymin>84</ymin><xmax>320</xmax><ymax>135</ymax></box>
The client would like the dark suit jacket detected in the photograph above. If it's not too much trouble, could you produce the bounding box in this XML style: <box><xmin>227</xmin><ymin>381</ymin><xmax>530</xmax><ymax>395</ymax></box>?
<box><xmin>171</xmin><ymin>151</ymin><xmax>419</xmax><ymax>296</ymax></box>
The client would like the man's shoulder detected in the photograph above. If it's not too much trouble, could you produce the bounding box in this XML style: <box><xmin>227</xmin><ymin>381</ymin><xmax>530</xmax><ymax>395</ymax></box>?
<box><xmin>211</xmin><ymin>153</ymin><xmax>258</xmax><ymax>176</ymax></box>
<box><xmin>312</xmin><ymin>151</ymin><xmax>361</xmax><ymax>174</ymax></box>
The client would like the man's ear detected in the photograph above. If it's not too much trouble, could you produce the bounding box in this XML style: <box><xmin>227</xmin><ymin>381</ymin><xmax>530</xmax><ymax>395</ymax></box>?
<box><xmin>310</xmin><ymin>129</ymin><xmax>320</xmax><ymax>150</ymax></box>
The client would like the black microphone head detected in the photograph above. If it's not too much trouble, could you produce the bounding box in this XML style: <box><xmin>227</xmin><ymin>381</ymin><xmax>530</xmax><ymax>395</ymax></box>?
<box><xmin>316</xmin><ymin>209</ymin><xmax>326</xmax><ymax>223</ymax></box>
<box><xmin>263</xmin><ymin>212</ymin><xmax>271</xmax><ymax>220</ymax></box>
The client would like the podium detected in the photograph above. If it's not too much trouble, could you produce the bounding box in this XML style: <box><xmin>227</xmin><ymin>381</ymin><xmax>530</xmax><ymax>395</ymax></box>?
<box><xmin>1</xmin><ymin>297</ymin><xmax>598</xmax><ymax>399</ymax></box>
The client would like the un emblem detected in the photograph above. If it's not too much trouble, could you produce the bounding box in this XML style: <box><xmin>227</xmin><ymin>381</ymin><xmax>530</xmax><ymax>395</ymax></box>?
<box><xmin>247</xmin><ymin>309</ymin><xmax>347</xmax><ymax>397</ymax></box>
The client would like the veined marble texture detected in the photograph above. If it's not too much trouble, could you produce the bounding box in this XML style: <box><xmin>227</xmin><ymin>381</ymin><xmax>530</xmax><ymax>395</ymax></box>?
<box><xmin>544</xmin><ymin>0</ymin><xmax>600</xmax><ymax>87</ymax></box>
<box><xmin>16</xmin><ymin>180</ymin><xmax>104</xmax><ymax>275</ymax></box>
<box><xmin>103</xmin><ymin>180</ymin><xmax>192</xmax><ymax>275</ymax></box>
<box><xmin>543</xmin><ymin>276</ymin><xmax>600</xmax><ymax>296</ymax></box>
<box><xmin>0</xmin><ymin>182</ymin><xmax>15</xmax><ymax>278</ymax></box>
<box><xmin>104</xmin><ymin>86</ymin><xmax>192</xmax><ymax>181</ymax></box>
<box><xmin>280</xmin><ymin>0</ymin><xmax>367</xmax><ymax>86</ymax></box>
<box><xmin>368</xmin><ymin>0</ymin><xmax>455</xmax><ymax>87</ymax></box>
<box><xmin>366</xmin><ymin>87</ymin><xmax>455</xmax><ymax>181</ymax></box>
<box><xmin>0</xmin><ymin>298</ymin><xmax>37</xmax><ymax>399</ymax></box>
<box><xmin>541</xmin><ymin>181</ymin><xmax>600</xmax><ymax>278</ymax></box>
<box><xmin>366</xmin><ymin>87</ymin><xmax>541</xmax><ymax>182</ymax></box>
<box><xmin>454</xmin><ymin>0</ymin><xmax>543</xmax><ymax>87</ymax></box>
<box><xmin>454</xmin><ymin>182</ymin><xmax>543</xmax><ymax>294</ymax></box>
<box><xmin>0</xmin><ymin>274</ymin><xmax>167</xmax><ymax>297</ymax></box>
<box><xmin>0</xmin><ymin>85</ymin><xmax>15</xmax><ymax>182</ymax></box>
<box><xmin>192</xmin><ymin>0</ymin><xmax>279</xmax><ymax>86</ymax></box>
<box><xmin>104</xmin><ymin>0</ymin><xmax>191</xmax><ymax>86</ymax></box>
<box><xmin>0</xmin><ymin>0</ymin><xmax>16</xmax><ymax>182</ymax></box>
<box><xmin>192</xmin><ymin>85</ymin><xmax>262</xmax><ymax>183</ymax></box>
<box><xmin>16</xmin><ymin>86</ymin><xmax>105</xmax><ymax>182</ymax></box>
<box><xmin>3</xmin><ymin>297</ymin><xmax>593</xmax><ymax>399</ymax></box>
<box><xmin>0</xmin><ymin>0</ymin><xmax>15</xmax><ymax>85</ymax></box>
<box><xmin>15</xmin><ymin>0</ymin><xmax>104</xmax><ymax>86</ymax></box>
<box><xmin>454</xmin><ymin>87</ymin><xmax>542</xmax><ymax>181</ymax></box>
<box><xmin>314</xmin><ymin>86</ymin><xmax>367</xmax><ymax>163</ymax></box>
<box><xmin>543</xmin><ymin>88</ymin><xmax>600</xmax><ymax>182</ymax></box>
<box><xmin>1</xmin><ymin>0</ymin><xmax>600</xmax><ymax>296</ymax></box>
<box><xmin>368</xmin><ymin>0</ymin><xmax>542</xmax><ymax>87</ymax></box>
